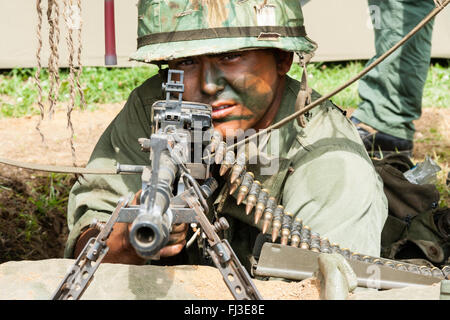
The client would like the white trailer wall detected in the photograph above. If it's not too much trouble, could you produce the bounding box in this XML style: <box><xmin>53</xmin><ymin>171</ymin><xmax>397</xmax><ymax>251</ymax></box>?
<box><xmin>0</xmin><ymin>0</ymin><xmax>449</xmax><ymax>68</ymax></box>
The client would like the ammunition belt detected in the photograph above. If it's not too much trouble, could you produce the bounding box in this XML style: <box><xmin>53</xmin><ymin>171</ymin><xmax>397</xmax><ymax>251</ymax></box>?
<box><xmin>211</xmin><ymin>144</ymin><xmax>450</xmax><ymax>280</ymax></box>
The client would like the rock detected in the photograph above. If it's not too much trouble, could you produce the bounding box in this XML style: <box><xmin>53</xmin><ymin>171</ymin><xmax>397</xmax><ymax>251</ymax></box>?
<box><xmin>348</xmin><ymin>283</ymin><xmax>440</xmax><ymax>300</ymax></box>
<box><xmin>0</xmin><ymin>259</ymin><xmax>320</xmax><ymax>300</ymax></box>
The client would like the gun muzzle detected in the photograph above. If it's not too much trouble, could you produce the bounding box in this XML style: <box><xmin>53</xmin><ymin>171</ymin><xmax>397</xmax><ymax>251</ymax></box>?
<box><xmin>129</xmin><ymin>149</ymin><xmax>178</xmax><ymax>259</ymax></box>
<box><xmin>129</xmin><ymin>207</ymin><xmax>173</xmax><ymax>259</ymax></box>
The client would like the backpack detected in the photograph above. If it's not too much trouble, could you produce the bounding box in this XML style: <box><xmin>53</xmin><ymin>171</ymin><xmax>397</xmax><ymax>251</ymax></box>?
<box><xmin>372</xmin><ymin>154</ymin><xmax>449</xmax><ymax>267</ymax></box>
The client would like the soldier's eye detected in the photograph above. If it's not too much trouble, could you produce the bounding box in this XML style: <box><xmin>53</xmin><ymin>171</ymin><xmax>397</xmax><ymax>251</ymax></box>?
<box><xmin>176</xmin><ymin>59</ymin><xmax>196</xmax><ymax>67</ymax></box>
<box><xmin>221</xmin><ymin>53</ymin><xmax>241</xmax><ymax>62</ymax></box>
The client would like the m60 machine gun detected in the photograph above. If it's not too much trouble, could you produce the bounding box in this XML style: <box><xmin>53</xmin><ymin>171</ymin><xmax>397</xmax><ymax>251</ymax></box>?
<box><xmin>51</xmin><ymin>70</ymin><xmax>262</xmax><ymax>300</ymax></box>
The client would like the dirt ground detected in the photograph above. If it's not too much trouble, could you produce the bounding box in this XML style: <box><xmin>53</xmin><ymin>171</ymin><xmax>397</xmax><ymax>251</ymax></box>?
<box><xmin>0</xmin><ymin>103</ymin><xmax>448</xmax><ymax>279</ymax></box>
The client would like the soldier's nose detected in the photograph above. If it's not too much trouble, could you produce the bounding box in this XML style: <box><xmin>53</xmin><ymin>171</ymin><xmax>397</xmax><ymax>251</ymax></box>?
<box><xmin>201</xmin><ymin>65</ymin><xmax>225</xmax><ymax>96</ymax></box>
<box><xmin>202</xmin><ymin>83</ymin><xmax>225</xmax><ymax>96</ymax></box>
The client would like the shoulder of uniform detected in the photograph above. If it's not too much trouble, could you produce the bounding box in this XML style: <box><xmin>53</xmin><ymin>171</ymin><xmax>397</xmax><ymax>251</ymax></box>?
<box><xmin>133</xmin><ymin>72</ymin><xmax>164</xmax><ymax>106</ymax></box>
<box><xmin>285</xmin><ymin>75</ymin><xmax>301</xmax><ymax>98</ymax></box>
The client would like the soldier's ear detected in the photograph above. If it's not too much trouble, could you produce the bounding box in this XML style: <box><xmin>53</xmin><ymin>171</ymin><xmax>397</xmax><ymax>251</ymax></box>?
<box><xmin>275</xmin><ymin>50</ymin><xmax>293</xmax><ymax>76</ymax></box>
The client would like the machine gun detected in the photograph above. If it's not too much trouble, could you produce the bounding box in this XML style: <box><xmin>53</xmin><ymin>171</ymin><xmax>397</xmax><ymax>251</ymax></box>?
<box><xmin>51</xmin><ymin>70</ymin><xmax>262</xmax><ymax>300</ymax></box>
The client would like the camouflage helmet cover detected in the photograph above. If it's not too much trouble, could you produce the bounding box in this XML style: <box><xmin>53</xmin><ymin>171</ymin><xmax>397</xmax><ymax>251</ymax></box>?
<box><xmin>130</xmin><ymin>0</ymin><xmax>317</xmax><ymax>64</ymax></box>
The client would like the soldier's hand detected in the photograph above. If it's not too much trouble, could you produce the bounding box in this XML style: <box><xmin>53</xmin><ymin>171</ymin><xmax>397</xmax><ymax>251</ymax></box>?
<box><xmin>74</xmin><ymin>190</ymin><xmax>188</xmax><ymax>264</ymax></box>
<box><xmin>159</xmin><ymin>223</ymin><xmax>188</xmax><ymax>258</ymax></box>
<box><xmin>130</xmin><ymin>189</ymin><xmax>188</xmax><ymax>258</ymax></box>
<box><xmin>315</xmin><ymin>253</ymin><xmax>358</xmax><ymax>300</ymax></box>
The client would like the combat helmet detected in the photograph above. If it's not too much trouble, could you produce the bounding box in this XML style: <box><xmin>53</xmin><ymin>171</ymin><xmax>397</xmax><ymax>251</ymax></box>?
<box><xmin>130</xmin><ymin>0</ymin><xmax>317</xmax><ymax>64</ymax></box>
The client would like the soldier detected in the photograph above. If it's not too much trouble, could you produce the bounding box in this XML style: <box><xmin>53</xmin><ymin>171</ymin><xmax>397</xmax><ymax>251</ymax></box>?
<box><xmin>351</xmin><ymin>0</ymin><xmax>436</xmax><ymax>157</ymax></box>
<box><xmin>64</xmin><ymin>0</ymin><xmax>388</xmax><ymax>269</ymax></box>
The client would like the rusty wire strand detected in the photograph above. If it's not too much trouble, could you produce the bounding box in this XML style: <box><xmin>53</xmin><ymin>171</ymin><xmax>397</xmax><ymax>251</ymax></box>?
<box><xmin>47</xmin><ymin>0</ymin><xmax>61</xmax><ymax>119</ymax></box>
<box><xmin>64</xmin><ymin>0</ymin><xmax>78</xmax><ymax>167</ymax></box>
<box><xmin>75</xmin><ymin>0</ymin><xmax>86</xmax><ymax>109</ymax></box>
<box><xmin>34</xmin><ymin>0</ymin><xmax>46</xmax><ymax>143</ymax></box>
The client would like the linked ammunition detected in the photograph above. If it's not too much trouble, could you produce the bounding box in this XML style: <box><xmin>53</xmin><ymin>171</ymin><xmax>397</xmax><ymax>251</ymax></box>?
<box><xmin>262</xmin><ymin>197</ymin><xmax>277</xmax><ymax>233</ymax></box>
<box><xmin>271</xmin><ymin>205</ymin><xmax>284</xmax><ymax>242</ymax></box>
<box><xmin>290</xmin><ymin>217</ymin><xmax>303</xmax><ymax>248</ymax></box>
<box><xmin>408</xmin><ymin>264</ymin><xmax>421</xmax><ymax>274</ymax></box>
<box><xmin>253</xmin><ymin>188</ymin><xmax>269</xmax><ymax>222</ymax></box>
<box><xmin>431</xmin><ymin>267</ymin><xmax>443</xmax><ymax>278</ymax></box>
<box><xmin>220</xmin><ymin>150</ymin><xmax>236</xmax><ymax>176</ymax></box>
<box><xmin>319</xmin><ymin>237</ymin><xmax>332</xmax><ymax>254</ymax></box>
<box><xmin>395</xmin><ymin>263</ymin><xmax>408</xmax><ymax>271</ymax></box>
<box><xmin>229</xmin><ymin>173</ymin><xmax>243</xmax><ymax>195</ymax></box>
<box><xmin>384</xmin><ymin>261</ymin><xmax>395</xmax><ymax>269</ymax></box>
<box><xmin>310</xmin><ymin>231</ymin><xmax>321</xmax><ymax>253</ymax></box>
<box><xmin>209</xmin><ymin>130</ymin><xmax>222</xmax><ymax>153</ymax></box>
<box><xmin>341</xmin><ymin>248</ymin><xmax>351</xmax><ymax>259</ymax></box>
<box><xmin>442</xmin><ymin>266</ymin><xmax>450</xmax><ymax>279</ymax></box>
<box><xmin>362</xmin><ymin>255</ymin><xmax>372</xmax><ymax>263</ymax></box>
<box><xmin>215</xmin><ymin>141</ymin><xmax>227</xmax><ymax>164</ymax></box>
<box><xmin>245</xmin><ymin>181</ymin><xmax>262</xmax><ymax>215</ymax></box>
<box><xmin>419</xmin><ymin>266</ymin><xmax>432</xmax><ymax>277</ymax></box>
<box><xmin>280</xmin><ymin>211</ymin><xmax>294</xmax><ymax>245</ymax></box>
<box><xmin>330</xmin><ymin>243</ymin><xmax>341</xmax><ymax>255</ymax></box>
<box><xmin>230</xmin><ymin>152</ymin><xmax>246</xmax><ymax>184</ymax></box>
<box><xmin>350</xmin><ymin>253</ymin><xmax>362</xmax><ymax>261</ymax></box>
<box><xmin>299</xmin><ymin>225</ymin><xmax>310</xmax><ymax>250</ymax></box>
<box><xmin>237</xmin><ymin>172</ymin><xmax>254</xmax><ymax>205</ymax></box>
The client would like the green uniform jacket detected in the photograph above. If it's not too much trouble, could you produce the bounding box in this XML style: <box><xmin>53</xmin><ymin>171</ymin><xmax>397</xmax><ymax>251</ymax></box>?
<box><xmin>65</xmin><ymin>74</ymin><xmax>388</xmax><ymax>266</ymax></box>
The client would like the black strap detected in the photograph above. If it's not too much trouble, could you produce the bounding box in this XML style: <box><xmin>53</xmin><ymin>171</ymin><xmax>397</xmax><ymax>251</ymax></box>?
<box><xmin>138</xmin><ymin>26</ymin><xmax>307</xmax><ymax>48</ymax></box>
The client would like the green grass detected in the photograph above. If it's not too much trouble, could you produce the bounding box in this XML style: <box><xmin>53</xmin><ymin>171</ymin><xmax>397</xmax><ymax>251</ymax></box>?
<box><xmin>0</xmin><ymin>66</ymin><xmax>158</xmax><ymax>118</ymax></box>
<box><xmin>0</xmin><ymin>60</ymin><xmax>448</xmax><ymax>118</ymax></box>
<box><xmin>288</xmin><ymin>60</ymin><xmax>450</xmax><ymax>110</ymax></box>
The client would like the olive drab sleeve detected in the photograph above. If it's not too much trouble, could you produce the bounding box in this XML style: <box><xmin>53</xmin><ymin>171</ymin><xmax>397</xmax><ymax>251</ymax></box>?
<box><xmin>64</xmin><ymin>74</ymin><xmax>163</xmax><ymax>257</ymax></box>
<box><xmin>279</xmin><ymin>78</ymin><xmax>388</xmax><ymax>257</ymax></box>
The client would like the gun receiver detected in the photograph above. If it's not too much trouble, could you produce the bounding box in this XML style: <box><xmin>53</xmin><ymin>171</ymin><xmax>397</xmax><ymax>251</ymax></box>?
<box><xmin>52</xmin><ymin>69</ymin><xmax>263</xmax><ymax>300</ymax></box>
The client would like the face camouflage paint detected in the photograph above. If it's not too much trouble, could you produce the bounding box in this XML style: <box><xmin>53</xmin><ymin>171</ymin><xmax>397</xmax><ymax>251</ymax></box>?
<box><xmin>168</xmin><ymin>49</ymin><xmax>292</xmax><ymax>137</ymax></box>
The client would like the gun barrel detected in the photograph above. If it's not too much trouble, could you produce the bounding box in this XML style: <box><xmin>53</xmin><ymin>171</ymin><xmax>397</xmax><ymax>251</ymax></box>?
<box><xmin>129</xmin><ymin>151</ymin><xmax>178</xmax><ymax>259</ymax></box>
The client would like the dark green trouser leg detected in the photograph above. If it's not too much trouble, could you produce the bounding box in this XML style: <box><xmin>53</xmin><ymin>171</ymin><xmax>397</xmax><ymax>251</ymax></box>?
<box><xmin>353</xmin><ymin>0</ymin><xmax>435</xmax><ymax>141</ymax></box>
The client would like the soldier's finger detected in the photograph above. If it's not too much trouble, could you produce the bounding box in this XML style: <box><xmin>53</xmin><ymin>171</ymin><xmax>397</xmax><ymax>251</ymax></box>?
<box><xmin>159</xmin><ymin>241</ymin><xmax>186</xmax><ymax>258</ymax></box>
<box><xmin>172</xmin><ymin>223</ymin><xmax>188</xmax><ymax>233</ymax></box>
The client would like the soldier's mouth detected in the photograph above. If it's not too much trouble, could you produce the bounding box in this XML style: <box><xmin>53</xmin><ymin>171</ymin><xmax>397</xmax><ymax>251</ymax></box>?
<box><xmin>211</xmin><ymin>102</ymin><xmax>237</xmax><ymax>120</ymax></box>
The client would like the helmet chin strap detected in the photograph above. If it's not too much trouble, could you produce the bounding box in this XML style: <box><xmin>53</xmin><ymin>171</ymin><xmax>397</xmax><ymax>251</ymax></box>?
<box><xmin>295</xmin><ymin>51</ymin><xmax>314</xmax><ymax>128</ymax></box>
